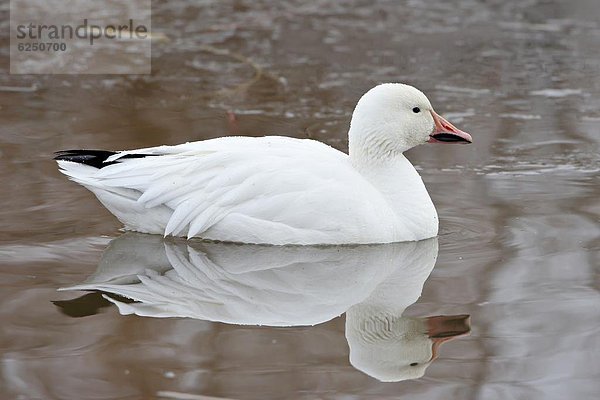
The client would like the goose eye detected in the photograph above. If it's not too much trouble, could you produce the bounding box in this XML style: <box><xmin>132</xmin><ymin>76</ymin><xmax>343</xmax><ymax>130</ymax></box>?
<box><xmin>412</xmin><ymin>107</ymin><xmax>420</xmax><ymax>113</ymax></box>
<box><xmin>410</xmin><ymin>362</ymin><xmax>419</xmax><ymax>367</ymax></box>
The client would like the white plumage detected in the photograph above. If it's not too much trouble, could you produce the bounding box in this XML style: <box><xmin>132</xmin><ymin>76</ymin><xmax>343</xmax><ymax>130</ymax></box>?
<box><xmin>56</xmin><ymin>83</ymin><xmax>472</xmax><ymax>244</ymax></box>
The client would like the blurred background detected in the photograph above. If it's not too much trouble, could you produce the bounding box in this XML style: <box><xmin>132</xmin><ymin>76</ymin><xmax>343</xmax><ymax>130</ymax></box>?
<box><xmin>0</xmin><ymin>0</ymin><xmax>599</xmax><ymax>399</ymax></box>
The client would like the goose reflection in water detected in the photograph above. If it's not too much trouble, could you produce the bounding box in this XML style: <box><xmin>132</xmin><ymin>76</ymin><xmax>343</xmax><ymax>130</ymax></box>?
<box><xmin>60</xmin><ymin>233</ymin><xmax>470</xmax><ymax>382</ymax></box>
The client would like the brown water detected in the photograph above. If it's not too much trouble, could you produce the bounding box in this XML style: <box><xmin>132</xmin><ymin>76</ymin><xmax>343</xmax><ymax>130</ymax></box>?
<box><xmin>1</xmin><ymin>0</ymin><xmax>599</xmax><ymax>399</ymax></box>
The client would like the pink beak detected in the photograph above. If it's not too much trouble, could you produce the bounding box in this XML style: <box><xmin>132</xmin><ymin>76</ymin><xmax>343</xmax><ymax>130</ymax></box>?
<box><xmin>427</xmin><ymin>110</ymin><xmax>473</xmax><ymax>144</ymax></box>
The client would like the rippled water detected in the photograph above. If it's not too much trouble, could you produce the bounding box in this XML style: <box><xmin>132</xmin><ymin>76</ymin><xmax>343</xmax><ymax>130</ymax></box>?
<box><xmin>1</xmin><ymin>0</ymin><xmax>599</xmax><ymax>399</ymax></box>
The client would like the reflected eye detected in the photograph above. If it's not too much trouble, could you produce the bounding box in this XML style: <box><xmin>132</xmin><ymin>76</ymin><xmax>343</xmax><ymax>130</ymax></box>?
<box><xmin>410</xmin><ymin>362</ymin><xmax>419</xmax><ymax>367</ymax></box>
<box><xmin>412</xmin><ymin>107</ymin><xmax>421</xmax><ymax>113</ymax></box>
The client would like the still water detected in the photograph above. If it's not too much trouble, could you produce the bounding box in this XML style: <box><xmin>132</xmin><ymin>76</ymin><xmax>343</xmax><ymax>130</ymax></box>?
<box><xmin>0</xmin><ymin>0</ymin><xmax>599</xmax><ymax>399</ymax></box>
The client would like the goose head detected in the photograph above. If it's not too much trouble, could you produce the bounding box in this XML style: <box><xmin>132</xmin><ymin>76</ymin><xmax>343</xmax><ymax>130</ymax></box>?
<box><xmin>348</xmin><ymin>83</ymin><xmax>472</xmax><ymax>161</ymax></box>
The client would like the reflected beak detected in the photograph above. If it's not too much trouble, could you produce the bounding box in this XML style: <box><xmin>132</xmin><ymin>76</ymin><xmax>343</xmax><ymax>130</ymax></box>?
<box><xmin>426</xmin><ymin>314</ymin><xmax>471</xmax><ymax>361</ymax></box>
<box><xmin>428</xmin><ymin>111</ymin><xmax>473</xmax><ymax>144</ymax></box>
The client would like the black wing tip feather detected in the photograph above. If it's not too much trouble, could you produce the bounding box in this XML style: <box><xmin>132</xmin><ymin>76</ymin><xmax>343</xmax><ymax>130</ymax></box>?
<box><xmin>54</xmin><ymin>149</ymin><xmax>158</xmax><ymax>169</ymax></box>
<box><xmin>54</xmin><ymin>149</ymin><xmax>118</xmax><ymax>169</ymax></box>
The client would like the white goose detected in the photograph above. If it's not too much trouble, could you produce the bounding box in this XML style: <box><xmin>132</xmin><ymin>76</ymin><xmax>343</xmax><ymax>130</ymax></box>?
<box><xmin>55</xmin><ymin>83</ymin><xmax>472</xmax><ymax>244</ymax></box>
